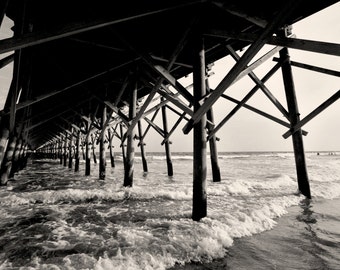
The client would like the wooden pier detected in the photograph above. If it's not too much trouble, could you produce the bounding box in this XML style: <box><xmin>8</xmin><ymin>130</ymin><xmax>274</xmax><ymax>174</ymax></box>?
<box><xmin>0</xmin><ymin>0</ymin><xmax>339</xmax><ymax>220</ymax></box>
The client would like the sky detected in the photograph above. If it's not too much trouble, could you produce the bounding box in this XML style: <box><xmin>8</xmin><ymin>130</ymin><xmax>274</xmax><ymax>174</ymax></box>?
<box><xmin>0</xmin><ymin>2</ymin><xmax>339</xmax><ymax>153</ymax></box>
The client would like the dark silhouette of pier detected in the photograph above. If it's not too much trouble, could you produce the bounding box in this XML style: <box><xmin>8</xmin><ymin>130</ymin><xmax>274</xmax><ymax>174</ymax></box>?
<box><xmin>0</xmin><ymin>0</ymin><xmax>339</xmax><ymax>221</ymax></box>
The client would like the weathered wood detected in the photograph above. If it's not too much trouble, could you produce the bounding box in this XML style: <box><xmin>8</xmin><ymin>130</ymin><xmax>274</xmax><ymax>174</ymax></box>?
<box><xmin>207</xmin><ymin>61</ymin><xmax>282</xmax><ymax>140</ymax></box>
<box><xmin>183</xmin><ymin>0</ymin><xmax>304</xmax><ymax>134</ymax></box>
<box><xmin>0</xmin><ymin>1</ymin><xmax>200</xmax><ymax>54</ymax></box>
<box><xmin>107</xmin><ymin>128</ymin><xmax>115</xmax><ymax>167</ymax></box>
<box><xmin>279</xmin><ymin>45</ymin><xmax>311</xmax><ymax>199</ymax></box>
<box><xmin>272</xmin><ymin>58</ymin><xmax>340</xmax><ymax>77</ymax></box>
<box><xmin>9</xmin><ymin>136</ymin><xmax>22</xmax><ymax>178</ymax></box>
<box><xmin>68</xmin><ymin>126</ymin><xmax>73</xmax><ymax>168</ymax></box>
<box><xmin>206</xmin><ymin>29</ymin><xmax>340</xmax><ymax>57</ymax></box>
<box><xmin>97</xmin><ymin>74</ymin><xmax>129</xmax><ymax>142</ymax></box>
<box><xmin>192</xmin><ymin>34</ymin><xmax>207</xmax><ymax>221</ymax></box>
<box><xmin>120</xmin><ymin>124</ymin><xmax>126</xmax><ymax>169</ymax></box>
<box><xmin>63</xmin><ymin>132</ymin><xmax>68</xmax><ymax>167</ymax></box>
<box><xmin>161</xmin><ymin>98</ymin><xmax>173</xmax><ymax>177</ymax></box>
<box><xmin>124</xmin><ymin>84</ymin><xmax>137</xmax><ymax>187</ymax></box>
<box><xmin>85</xmin><ymin>121</ymin><xmax>91</xmax><ymax>176</ymax></box>
<box><xmin>122</xmin><ymin>17</ymin><xmax>196</xmax><ymax>139</ymax></box>
<box><xmin>91</xmin><ymin>133</ymin><xmax>97</xmax><ymax>164</ymax></box>
<box><xmin>0</xmin><ymin>133</ymin><xmax>17</xmax><ymax>185</ymax></box>
<box><xmin>283</xmin><ymin>89</ymin><xmax>340</xmax><ymax>139</ymax></box>
<box><xmin>74</xmin><ymin>130</ymin><xmax>80</xmax><ymax>172</ymax></box>
<box><xmin>0</xmin><ymin>54</ymin><xmax>14</xmax><ymax>69</ymax></box>
<box><xmin>99</xmin><ymin>105</ymin><xmax>107</xmax><ymax>179</ymax></box>
<box><xmin>0</xmin><ymin>125</ymin><xmax>9</xmax><ymax>166</ymax></box>
<box><xmin>137</xmin><ymin>121</ymin><xmax>148</xmax><ymax>173</ymax></box>
<box><xmin>206</xmin><ymin>80</ymin><xmax>221</xmax><ymax>183</ymax></box>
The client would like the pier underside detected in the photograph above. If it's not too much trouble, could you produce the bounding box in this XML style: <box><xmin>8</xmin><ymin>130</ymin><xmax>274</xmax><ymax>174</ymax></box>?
<box><xmin>0</xmin><ymin>0</ymin><xmax>339</xmax><ymax>220</ymax></box>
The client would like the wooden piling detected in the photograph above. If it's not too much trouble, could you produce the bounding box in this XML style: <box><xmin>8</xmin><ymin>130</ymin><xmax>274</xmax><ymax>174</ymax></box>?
<box><xmin>124</xmin><ymin>85</ymin><xmax>137</xmax><ymax>187</ymax></box>
<box><xmin>0</xmin><ymin>133</ymin><xmax>17</xmax><ymax>185</ymax></box>
<box><xmin>279</xmin><ymin>43</ymin><xmax>311</xmax><ymax>199</ymax></box>
<box><xmin>120</xmin><ymin>124</ymin><xmax>126</xmax><ymax>169</ymax></box>
<box><xmin>74</xmin><ymin>130</ymin><xmax>80</xmax><ymax>172</ymax></box>
<box><xmin>0</xmin><ymin>125</ymin><xmax>9</xmax><ymax>166</ymax></box>
<box><xmin>58</xmin><ymin>138</ymin><xmax>62</xmax><ymax>164</ymax></box>
<box><xmin>68</xmin><ymin>126</ymin><xmax>73</xmax><ymax>168</ymax></box>
<box><xmin>206</xmin><ymin>80</ymin><xmax>221</xmax><ymax>182</ymax></box>
<box><xmin>137</xmin><ymin>120</ymin><xmax>148</xmax><ymax>173</ymax></box>
<box><xmin>99</xmin><ymin>105</ymin><xmax>106</xmax><ymax>179</ymax></box>
<box><xmin>192</xmin><ymin>34</ymin><xmax>207</xmax><ymax>221</ymax></box>
<box><xmin>91</xmin><ymin>133</ymin><xmax>97</xmax><ymax>164</ymax></box>
<box><xmin>161</xmin><ymin>98</ymin><xmax>173</xmax><ymax>176</ymax></box>
<box><xmin>63</xmin><ymin>132</ymin><xmax>67</xmax><ymax>167</ymax></box>
<box><xmin>85</xmin><ymin>122</ymin><xmax>91</xmax><ymax>176</ymax></box>
<box><xmin>9</xmin><ymin>136</ymin><xmax>22</xmax><ymax>178</ymax></box>
<box><xmin>107</xmin><ymin>128</ymin><xmax>115</xmax><ymax>167</ymax></box>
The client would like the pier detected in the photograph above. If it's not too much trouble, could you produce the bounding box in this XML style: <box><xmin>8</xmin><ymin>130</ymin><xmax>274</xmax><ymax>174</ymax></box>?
<box><xmin>1</xmin><ymin>0</ymin><xmax>340</xmax><ymax>221</ymax></box>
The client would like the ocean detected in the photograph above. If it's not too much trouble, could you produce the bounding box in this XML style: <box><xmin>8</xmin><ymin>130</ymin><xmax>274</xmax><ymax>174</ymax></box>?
<box><xmin>0</xmin><ymin>151</ymin><xmax>339</xmax><ymax>269</ymax></box>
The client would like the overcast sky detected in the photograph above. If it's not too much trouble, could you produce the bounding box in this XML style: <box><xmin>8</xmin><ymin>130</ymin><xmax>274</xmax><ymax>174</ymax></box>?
<box><xmin>0</xmin><ymin>2</ymin><xmax>339</xmax><ymax>153</ymax></box>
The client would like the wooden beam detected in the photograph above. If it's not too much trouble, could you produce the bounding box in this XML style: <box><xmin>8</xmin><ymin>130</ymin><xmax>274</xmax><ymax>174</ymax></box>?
<box><xmin>212</xmin><ymin>0</ymin><xmax>268</xmax><ymax>28</ymax></box>
<box><xmin>207</xmin><ymin>61</ymin><xmax>282</xmax><ymax>140</ymax></box>
<box><xmin>206</xmin><ymin>29</ymin><xmax>340</xmax><ymax>57</ymax></box>
<box><xmin>97</xmin><ymin>74</ymin><xmax>130</xmax><ymax>142</ymax></box>
<box><xmin>0</xmin><ymin>58</ymin><xmax>139</xmax><ymax>116</ymax></box>
<box><xmin>226</xmin><ymin>45</ymin><xmax>291</xmax><ymax>120</ymax></box>
<box><xmin>121</xmin><ymin>16</ymin><xmax>197</xmax><ymax>140</ymax></box>
<box><xmin>143</xmin><ymin>116</ymin><xmax>165</xmax><ymax>138</ymax></box>
<box><xmin>283</xmin><ymin>89</ymin><xmax>340</xmax><ymax>139</ymax></box>
<box><xmin>183</xmin><ymin>0</ymin><xmax>304</xmax><ymax>134</ymax></box>
<box><xmin>273</xmin><ymin>58</ymin><xmax>340</xmax><ymax>77</ymax></box>
<box><xmin>220</xmin><ymin>93</ymin><xmax>308</xmax><ymax>135</ymax></box>
<box><xmin>0</xmin><ymin>1</ymin><xmax>201</xmax><ymax>54</ymax></box>
<box><xmin>0</xmin><ymin>54</ymin><xmax>14</xmax><ymax>69</ymax></box>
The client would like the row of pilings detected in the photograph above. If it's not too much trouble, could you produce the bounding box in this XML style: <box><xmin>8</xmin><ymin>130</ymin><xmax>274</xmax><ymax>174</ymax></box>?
<box><xmin>0</xmin><ymin>24</ymin><xmax>314</xmax><ymax>222</ymax></box>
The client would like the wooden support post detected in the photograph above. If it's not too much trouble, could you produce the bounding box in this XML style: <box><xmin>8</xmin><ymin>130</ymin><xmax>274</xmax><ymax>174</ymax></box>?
<box><xmin>192</xmin><ymin>34</ymin><xmax>207</xmax><ymax>221</ymax></box>
<box><xmin>0</xmin><ymin>133</ymin><xmax>17</xmax><ymax>184</ymax></box>
<box><xmin>99</xmin><ymin>105</ymin><xmax>107</xmax><ymax>179</ymax></box>
<box><xmin>279</xmin><ymin>43</ymin><xmax>311</xmax><ymax>199</ymax></box>
<box><xmin>58</xmin><ymin>138</ymin><xmax>63</xmax><ymax>164</ymax></box>
<box><xmin>68</xmin><ymin>126</ymin><xmax>73</xmax><ymax>168</ymax></box>
<box><xmin>63</xmin><ymin>133</ymin><xmax>68</xmax><ymax>167</ymax></box>
<box><xmin>120</xmin><ymin>124</ymin><xmax>126</xmax><ymax>169</ymax></box>
<box><xmin>74</xmin><ymin>130</ymin><xmax>80</xmax><ymax>172</ymax></box>
<box><xmin>85</xmin><ymin>122</ymin><xmax>91</xmax><ymax>176</ymax></box>
<box><xmin>124</xmin><ymin>84</ymin><xmax>137</xmax><ymax>187</ymax></box>
<box><xmin>161</xmin><ymin>98</ymin><xmax>173</xmax><ymax>176</ymax></box>
<box><xmin>0</xmin><ymin>124</ymin><xmax>9</xmax><ymax>167</ymax></box>
<box><xmin>137</xmin><ymin>120</ymin><xmax>148</xmax><ymax>173</ymax></box>
<box><xmin>108</xmin><ymin>128</ymin><xmax>115</xmax><ymax>167</ymax></box>
<box><xmin>206</xmin><ymin>80</ymin><xmax>221</xmax><ymax>182</ymax></box>
<box><xmin>9</xmin><ymin>136</ymin><xmax>22</xmax><ymax>178</ymax></box>
<box><xmin>91</xmin><ymin>133</ymin><xmax>97</xmax><ymax>164</ymax></box>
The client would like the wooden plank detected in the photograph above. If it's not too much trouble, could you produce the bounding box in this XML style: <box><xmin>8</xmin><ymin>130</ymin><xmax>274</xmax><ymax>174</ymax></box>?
<box><xmin>283</xmin><ymin>89</ymin><xmax>340</xmax><ymax>139</ymax></box>
<box><xmin>182</xmin><ymin>0</ymin><xmax>304</xmax><ymax>134</ymax></box>
<box><xmin>206</xmin><ymin>29</ymin><xmax>340</xmax><ymax>57</ymax></box>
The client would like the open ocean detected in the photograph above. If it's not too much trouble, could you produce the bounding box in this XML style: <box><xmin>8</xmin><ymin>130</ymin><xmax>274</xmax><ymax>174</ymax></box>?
<box><xmin>0</xmin><ymin>151</ymin><xmax>340</xmax><ymax>269</ymax></box>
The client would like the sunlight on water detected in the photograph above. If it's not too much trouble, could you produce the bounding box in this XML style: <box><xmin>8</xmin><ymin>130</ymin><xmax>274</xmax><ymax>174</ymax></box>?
<box><xmin>0</xmin><ymin>152</ymin><xmax>339</xmax><ymax>269</ymax></box>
